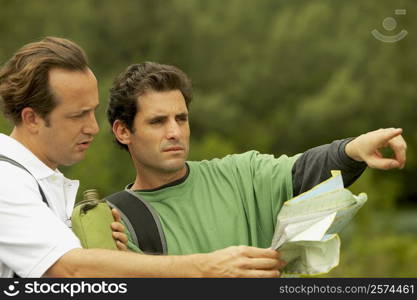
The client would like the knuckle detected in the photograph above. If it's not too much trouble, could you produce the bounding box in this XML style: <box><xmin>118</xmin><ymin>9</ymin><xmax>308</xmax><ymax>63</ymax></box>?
<box><xmin>238</xmin><ymin>258</ymin><xmax>250</xmax><ymax>269</ymax></box>
<box><xmin>272</xmin><ymin>250</ymin><xmax>280</xmax><ymax>258</ymax></box>
<box><xmin>235</xmin><ymin>246</ymin><xmax>247</xmax><ymax>256</ymax></box>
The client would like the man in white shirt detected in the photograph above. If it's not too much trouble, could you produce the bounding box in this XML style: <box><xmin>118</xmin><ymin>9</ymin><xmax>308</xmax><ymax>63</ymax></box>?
<box><xmin>0</xmin><ymin>37</ymin><xmax>286</xmax><ymax>277</ymax></box>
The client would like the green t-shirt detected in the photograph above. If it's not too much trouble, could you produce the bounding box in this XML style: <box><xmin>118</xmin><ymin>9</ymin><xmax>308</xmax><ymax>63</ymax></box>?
<box><xmin>128</xmin><ymin>150</ymin><xmax>300</xmax><ymax>254</ymax></box>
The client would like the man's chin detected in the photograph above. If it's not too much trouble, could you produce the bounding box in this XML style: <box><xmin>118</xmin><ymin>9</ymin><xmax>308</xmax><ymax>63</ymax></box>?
<box><xmin>61</xmin><ymin>154</ymin><xmax>86</xmax><ymax>167</ymax></box>
<box><xmin>161</xmin><ymin>160</ymin><xmax>187</xmax><ymax>173</ymax></box>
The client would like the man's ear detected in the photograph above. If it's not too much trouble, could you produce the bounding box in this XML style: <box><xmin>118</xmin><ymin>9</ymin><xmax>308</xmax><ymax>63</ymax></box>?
<box><xmin>20</xmin><ymin>107</ymin><xmax>42</xmax><ymax>133</ymax></box>
<box><xmin>112</xmin><ymin>120</ymin><xmax>131</xmax><ymax>146</ymax></box>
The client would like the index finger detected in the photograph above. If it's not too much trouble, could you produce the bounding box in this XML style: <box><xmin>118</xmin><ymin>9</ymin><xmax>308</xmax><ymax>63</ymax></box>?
<box><xmin>388</xmin><ymin>135</ymin><xmax>407</xmax><ymax>169</ymax></box>
<box><xmin>376</xmin><ymin>128</ymin><xmax>403</xmax><ymax>147</ymax></box>
<box><xmin>244</xmin><ymin>247</ymin><xmax>281</xmax><ymax>259</ymax></box>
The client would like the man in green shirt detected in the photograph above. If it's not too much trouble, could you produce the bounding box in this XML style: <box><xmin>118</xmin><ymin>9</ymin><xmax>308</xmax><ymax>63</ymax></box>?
<box><xmin>106</xmin><ymin>62</ymin><xmax>406</xmax><ymax>263</ymax></box>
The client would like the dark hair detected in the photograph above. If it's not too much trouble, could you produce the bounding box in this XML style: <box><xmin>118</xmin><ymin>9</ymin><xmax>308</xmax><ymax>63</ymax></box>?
<box><xmin>0</xmin><ymin>36</ymin><xmax>89</xmax><ymax>125</ymax></box>
<box><xmin>107</xmin><ymin>61</ymin><xmax>192</xmax><ymax>150</ymax></box>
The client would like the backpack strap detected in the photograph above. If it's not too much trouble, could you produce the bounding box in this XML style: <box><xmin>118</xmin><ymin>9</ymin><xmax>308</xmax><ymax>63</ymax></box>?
<box><xmin>0</xmin><ymin>154</ymin><xmax>48</xmax><ymax>206</ymax></box>
<box><xmin>105</xmin><ymin>190</ymin><xmax>167</xmax><ymax>255</ymax></box>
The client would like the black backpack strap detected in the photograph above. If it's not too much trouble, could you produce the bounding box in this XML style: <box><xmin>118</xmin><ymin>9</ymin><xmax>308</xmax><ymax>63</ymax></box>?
<box><xmin>105</xmin><ymin>190</ymin><xmax>167</xmax><ymax>255</ymax></box>
<box><xmin>0</xmin><ymin>154</ymin><xmax>48</xmax><ymax>206</ymax></box>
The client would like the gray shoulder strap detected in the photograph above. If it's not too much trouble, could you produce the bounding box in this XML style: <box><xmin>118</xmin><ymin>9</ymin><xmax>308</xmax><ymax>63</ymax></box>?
<box><xmin>105</xmin><ymin>190</ymin><xmax>167</xmax><ymax>254</ymax></box>
<box><xmin>0</xmin><ymin>154</ymin><xmax>48</xmax><ymax>206</ymax></box>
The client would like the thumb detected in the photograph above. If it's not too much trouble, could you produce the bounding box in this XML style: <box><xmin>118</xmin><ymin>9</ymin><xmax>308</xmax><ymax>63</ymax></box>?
<box><xmin>366</xmin><ymin>156</ymin><xmax>400</xmax><ymax>170</ymax></box>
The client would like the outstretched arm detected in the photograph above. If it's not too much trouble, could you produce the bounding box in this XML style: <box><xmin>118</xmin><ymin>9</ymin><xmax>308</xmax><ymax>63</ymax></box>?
<box><xmin>292</xmin><ymin>128</ymin><xmax>406</xmax><ymax>196</ymax></box>
<box><xmin>292</xmin><ymin>138</ymin><xmax>367</xmax><ymax>196</ymax></box>
<box><xmin>43</xmin><ymin>246</ymin><xmax>286</xmax><ymax>278</ymax></box>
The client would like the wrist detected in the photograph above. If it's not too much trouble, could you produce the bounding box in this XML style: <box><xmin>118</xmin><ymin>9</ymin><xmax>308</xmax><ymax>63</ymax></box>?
<box><xmin>187</xmin><ymin>253</ymin><xmax>207</xmax><ymax>277</ymax></box>
<box><xmin>345</xmin><ymin>137</ymin><xmax>363</xmax><ymax>162</ymax></box>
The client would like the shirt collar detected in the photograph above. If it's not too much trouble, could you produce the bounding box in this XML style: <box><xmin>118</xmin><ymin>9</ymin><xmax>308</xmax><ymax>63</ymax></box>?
<box><xmin>0</xmin><ymin>133</ymin><xmax>57</xmax><ymax>180</ymax></box>
<box><xmin>126</xmin><ymin>163</ymin><xmax>190</xmax><ymax>192</ymax></box>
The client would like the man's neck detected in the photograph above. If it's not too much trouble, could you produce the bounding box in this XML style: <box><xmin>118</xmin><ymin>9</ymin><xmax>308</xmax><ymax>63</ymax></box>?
<box><xmin>10</xmin><ymin>127</ymin><xmax>57</xmax><ymax>170</ymax></box>
<box><xmin>130</xmin><ymin>165</ymin><xmax>187</xmax><ymax>191</ymax></box>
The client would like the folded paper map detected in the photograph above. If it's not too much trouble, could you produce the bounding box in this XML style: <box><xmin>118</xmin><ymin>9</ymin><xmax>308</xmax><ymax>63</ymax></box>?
<box><xmin>271</xmin><ymin>170</ymin><xmax>367</xmax><ymax>276</ymax></box>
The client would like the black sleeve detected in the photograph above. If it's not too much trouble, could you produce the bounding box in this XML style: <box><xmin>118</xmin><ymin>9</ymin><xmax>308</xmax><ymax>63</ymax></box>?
<box><xmin>292</xmin><ymin>138</ymin><xmax>367</xmax><ymax>196</ymax></box>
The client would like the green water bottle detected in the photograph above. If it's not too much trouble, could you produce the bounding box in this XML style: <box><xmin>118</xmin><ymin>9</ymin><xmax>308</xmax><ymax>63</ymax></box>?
<box><xmin>71</xmin><ymin>189</ymin><xmax>118</xmax><ymax>250</ymax></box>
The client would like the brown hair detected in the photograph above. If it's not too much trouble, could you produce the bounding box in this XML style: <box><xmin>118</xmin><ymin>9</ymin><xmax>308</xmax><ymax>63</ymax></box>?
<box><xmin>107</xmin><ymin>62</ymin><xmax>192</xmax><ymax>151</ymax></box>
<box><xmin>0</xmin><ymin>36</ymin><xmax>89</xmax><ymax>125</ymax></box>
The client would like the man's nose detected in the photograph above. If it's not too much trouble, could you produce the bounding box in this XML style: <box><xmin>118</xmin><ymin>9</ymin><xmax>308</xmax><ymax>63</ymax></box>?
<box><xmin>84</xmin><ymin>113</ymin><xmax>100</xmax><ymax>135</ymax></box>
<box><xmin>166</xmin><ymin>120</ymin><xmax>181</xmax><ymax>139</ymax></box>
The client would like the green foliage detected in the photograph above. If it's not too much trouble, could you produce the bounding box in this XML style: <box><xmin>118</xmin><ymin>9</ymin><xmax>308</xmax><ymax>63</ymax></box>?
<box><xmin>0</xmin><ymin>0</ymin><xmax>416</xmax><ymax>276</ymax></box>
<box><xmin>330</xmin><ymin>230</ymin><xmax>417</xmax><ymax>277</ymax></box>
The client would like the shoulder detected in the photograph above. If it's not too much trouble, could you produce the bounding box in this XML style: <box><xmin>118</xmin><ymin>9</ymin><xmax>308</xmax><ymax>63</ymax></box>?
<box><xmin>192</xmin><ymin>151</ymin><xmax>303</xmax><ymax>182</ymax></box>
<box><xmin>0</xmin><ymin>160</ymin><xmax>43</xmax><ymax>204</ymax></box>
<box><xmin>0</xmin><ymin>160</ymin><xmax>37</xmax><ymax>184</ymax></box>
<box><xmin>188</xmin><ymin>150</ymin><xmax>261</xmax><ymax>166</ymax></box>
<box><xmin>187</xmin><ymin>151</ymin><xmax>270</xmax><ymax>177</ymax></box>
<box><xmin>193</xmin><ymin>150</ymin><xmax>298</xmax><ymax>166</ymax></box>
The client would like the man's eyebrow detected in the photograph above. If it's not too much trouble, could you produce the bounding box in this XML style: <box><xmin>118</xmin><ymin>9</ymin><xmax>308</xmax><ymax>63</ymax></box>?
<box><xmin>176</xmin><ymin>112</ymin><xmax>188</xmax><ymax>119</ymax></box>
<box><xmin>146</xmin><ymin>115</ymin><xmax>167</xmax><ymax>122</ymax></box>
<box><xmin>81</xmin><ymin>103</ymin><xmax>100</xmax><ymax>112</ymax></box>
<box><xmin>146</xmin><ymin>111</ymin><xmax>188</xmax><ymax>120</ymax></box>
<box><xmin>70</xmin><ymin>104</ymin><xmax>100</xmax><ymax>115</ymax></box>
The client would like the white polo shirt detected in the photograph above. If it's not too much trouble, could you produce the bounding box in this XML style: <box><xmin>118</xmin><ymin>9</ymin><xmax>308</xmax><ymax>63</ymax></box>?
<box><xmin>0</xmin><ymin>133</ymin><xmax>82</xmax><ymax>277</ymax></box>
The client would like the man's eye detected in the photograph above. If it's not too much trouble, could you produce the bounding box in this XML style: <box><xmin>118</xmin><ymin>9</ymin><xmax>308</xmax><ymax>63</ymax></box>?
<box><xmin>177</xmin><ymin>116</ymin><xmax>188</xmax><ymax>122</ymax></box>
<box><xmin>150</xmin><ymin>119</ymin><xmax>163</xmax><ymax>124</ymax></box>
<box><xmin>70</xmin><ymin>111</ymin><xmax>88</xmax><ymax>119</ymax></box>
